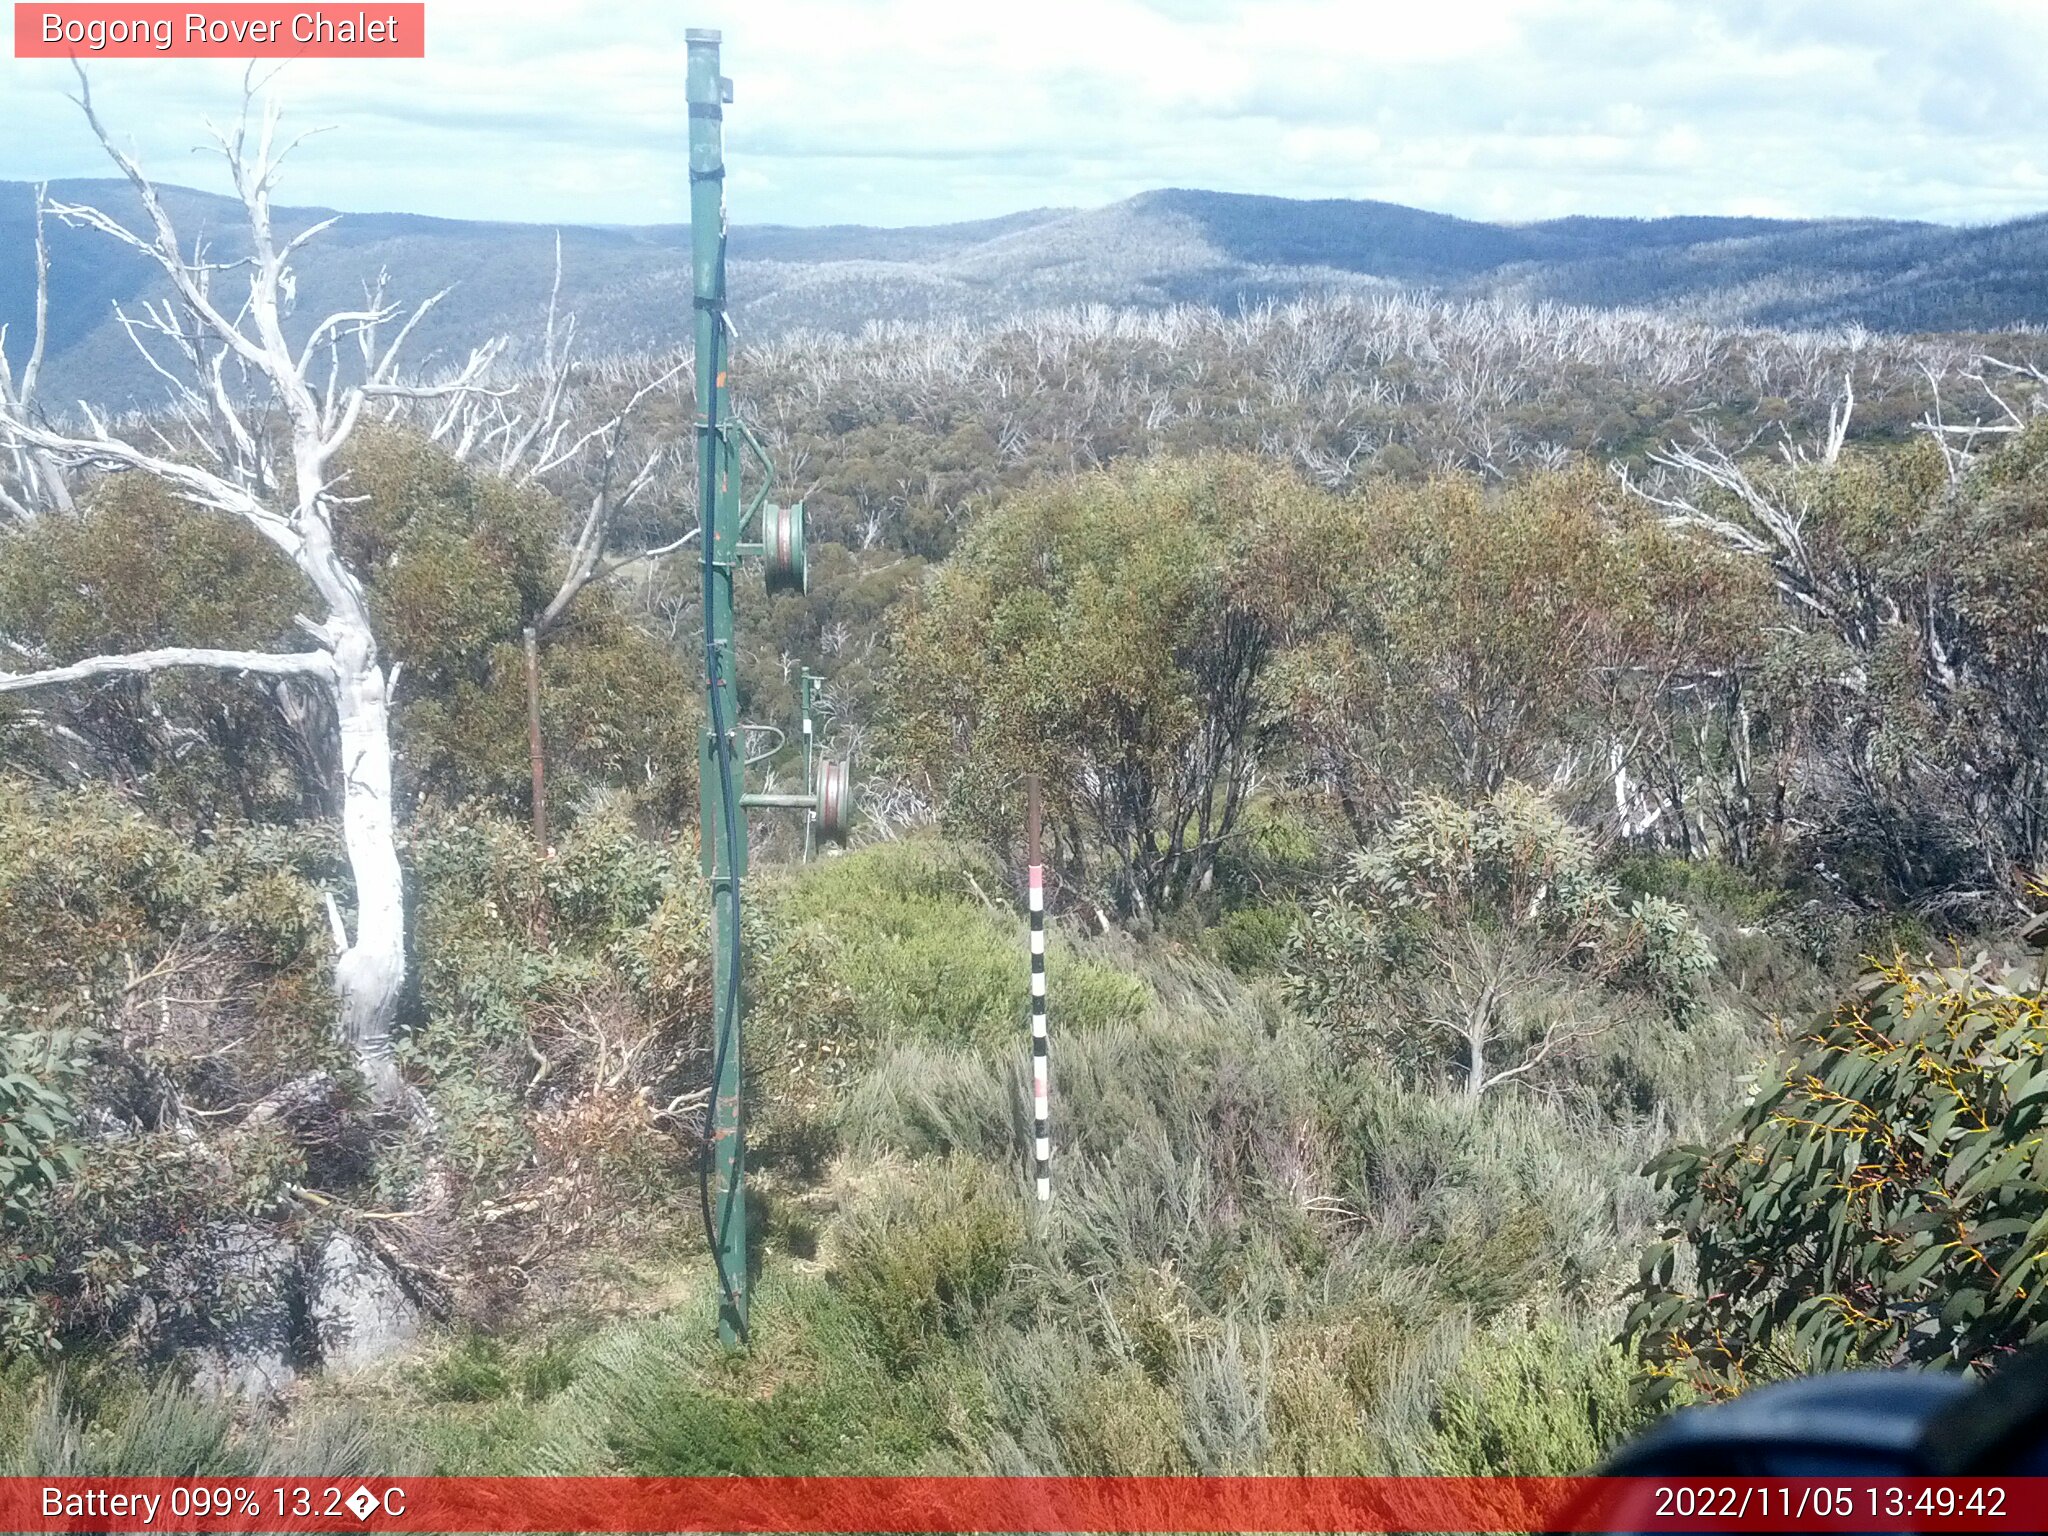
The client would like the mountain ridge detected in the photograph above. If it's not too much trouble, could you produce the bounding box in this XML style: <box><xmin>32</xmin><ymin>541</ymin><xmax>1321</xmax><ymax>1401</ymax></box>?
<box><xmin>4</xmin><ymin>179</ymin><xmax>2045</xmax><ymax>409</ymax></box>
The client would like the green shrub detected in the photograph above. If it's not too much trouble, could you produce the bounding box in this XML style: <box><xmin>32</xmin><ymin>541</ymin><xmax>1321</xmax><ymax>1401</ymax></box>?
<box><xmin>0</xmin><ymin>781</ymin><xmax>344</xmax><ymax>1358</ymax></box>
<box><xmin>0</xmin><ymin>440</ymin><xmax>697</xmax><ymax>828</ymax></box>
<box><xmin>1424</xmin><ymin>1316</ymin><xmax>1656</xmax><ymax>1475</ymax></box>
<box><xmin>518</xmin><ymin>1333</ymin><xmax>584</xmax><ymax>1402</ymax></box>
<box><xmin>0</xmin><ymin>780</ymin><xmax>207</xmax><ymax>1020</ymax></box>
<box><xmin>834</xmin><ymin>1160</ymin><xmax>1024</xmax><ymax>1374</ymax></box>
<box><xmin>770</xmin><ymin>839</ymin><xmax>1148</xmax><ymax>1055</ymax></box>
<box><xmin>890</xmin><ymin>456</ymin><xmax>1347</xmax><ymax>916</ymax></box>
<box><xmin>0</xmin><ymin>1374</ymin><xmax>253</xmax><ymax>1477</ymax></box>
<box><xmin>1612</xmin><ymin>852</ymin><xmax>1783</xmax><ymax>927</ymax></box>
<box><xmin>1266</xmin><ymin>1337</ymin><xmax>1374</xmax><ymax>1475</ymax></box>
<box><xmin>1207</xmin><ymin>904</ymin><xmax>1295</xmax><ymax>976</ymax></box>
<box><xmin>835</xmin><ymin>1043</ymin><xmax>1015</xmax><ymax>1161</ymax></box>
<box><xmin>1062</xmin><ymin>1360</ymin><xmax>1191</xmax><ymax>1474</ymax></box>
<box><xmin>0</xmin><ymin>1028</ymin><xmax>93</xmax><ymax>1222</ymax></box>
<box><xmin>1286</xmin><ymin>785</ymin><xmax>1714</xmax><ymax>1094</ymax></box>
<box><xmin>417</xmin><ymin>1336</ymin><xmax>512</xmax><ymax>1404</ymax></box>
<box><xmin>1629</xmin><ymin>920</ymin><xmax>2048</xmax><ymax>1400</ymax></box>
<box><xmin>0</xmin><ymin>476</ymin><xmax>307</xmax><ymax>829</ymax></box>
<box><xmin>338</xmin><ymin>427</ymin><xmax>698</xmax><ymax>822</ymax></box>
<box><xmin>587</xmin><ymin>1281</ymin><xmax>953</xmax><ymax>1476</ymax></box>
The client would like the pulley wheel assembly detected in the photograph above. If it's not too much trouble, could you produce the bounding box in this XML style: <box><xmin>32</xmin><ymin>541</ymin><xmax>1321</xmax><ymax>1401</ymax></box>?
<box><xmin>762</xmin><ymin>501</ymin><xmax>808</xmax><ymax>595</ymax></box>
<box><xmin>815</xmin><ymin>756</ymin><xmax>855</xmax><ymax>845</ymax></box>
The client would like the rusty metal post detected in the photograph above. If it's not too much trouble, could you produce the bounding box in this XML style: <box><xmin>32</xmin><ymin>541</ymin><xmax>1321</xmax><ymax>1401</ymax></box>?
<box><xmin>523</xmin><ymin>625</ymin><xmax>547</xmax><ymax>849</ymax></box>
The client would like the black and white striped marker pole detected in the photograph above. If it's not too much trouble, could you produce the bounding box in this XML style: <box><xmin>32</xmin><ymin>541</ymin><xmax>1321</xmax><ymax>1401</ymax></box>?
<box><xmin>1027</xmin><ymin>774</ymin><xmax>1050</xmax><ymax>1202</ymax></box>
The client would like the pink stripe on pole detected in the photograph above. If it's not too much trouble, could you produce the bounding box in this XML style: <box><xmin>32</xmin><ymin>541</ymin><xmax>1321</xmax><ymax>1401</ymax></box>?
<box><xmin>1028</xmin><ymin>864</ymin><xmax>1043</xmax><ymax>892</ymax></box>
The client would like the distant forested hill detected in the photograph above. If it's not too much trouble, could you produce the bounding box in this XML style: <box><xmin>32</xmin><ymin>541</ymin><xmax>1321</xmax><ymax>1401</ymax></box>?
<box><xmin>3</xmin><ymin>177</ymin><xmax>2045</xmax><ymax>408</ymax></box>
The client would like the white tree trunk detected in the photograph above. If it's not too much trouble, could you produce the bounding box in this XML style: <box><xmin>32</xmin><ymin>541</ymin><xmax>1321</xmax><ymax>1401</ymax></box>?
<box><xmin>331</xmin><ymin>642</ymin><xmax>406</xmax><ymax>1104</ymax></box>
<box><xmin>0</xmin><ymin>81</ymin><xmax>510</xmax><ymax>1115</ymax></box>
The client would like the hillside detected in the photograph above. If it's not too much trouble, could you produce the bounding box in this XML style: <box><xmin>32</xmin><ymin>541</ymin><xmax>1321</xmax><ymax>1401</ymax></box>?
<box><xmin>5</xmin><ymin>179</ymin><xmax>2047</xmax><ymax>409</ymax></box>
<box><xmin>8</xmin><ymin>150</ymin><xmax>2048</xmax><ymax>1481</ymax></box>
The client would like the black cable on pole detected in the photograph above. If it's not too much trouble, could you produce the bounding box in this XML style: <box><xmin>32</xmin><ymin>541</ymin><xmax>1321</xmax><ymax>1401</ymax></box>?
<box><xmin>695</xmin><ymin>216</ymin><xmax>749</xmax><ymax>1343</ymax></box>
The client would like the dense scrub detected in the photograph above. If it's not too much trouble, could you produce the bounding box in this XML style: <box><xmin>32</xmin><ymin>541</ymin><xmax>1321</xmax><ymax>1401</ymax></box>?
<box><xmin>0</xmin><ymin>430</ymin><xmax>697</xmax><ymax>832</ymax></box>
<box><xmin>5</xmin><ymin>295</ymin><xmax>2048</xmax><ymax>1478</ymax></box>
<box><xmin>893</xmin><ymin>430</ymin><xmax>2048</xmax><ymax>926</ymax></box>
<box><xmin>3</xmin><ymin>840</ymin><xmax>1748</xmax><ymax>1475</ymax></box>
<box><xmin>0</xmin><ymin>782</ymin><xmax>712</xmax><ymax>1358</ymax></box>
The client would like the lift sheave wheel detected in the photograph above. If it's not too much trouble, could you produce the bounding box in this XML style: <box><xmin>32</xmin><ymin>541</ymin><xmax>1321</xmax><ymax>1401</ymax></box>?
<box><xmin>816</xmin><ymin>756</ymin><xmax>855</xmax><ymax>845</ymax></box>
<box><xmin>762</xmin><ymin>501</ymin><xmax>807</xmax><ymax>595</ymax></box>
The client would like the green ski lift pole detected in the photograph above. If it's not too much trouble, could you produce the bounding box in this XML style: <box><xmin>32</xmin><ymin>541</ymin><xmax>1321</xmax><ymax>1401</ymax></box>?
<box><xmin>687</xmin><ymin>29</ymin><xmax>853</xmax><ymax>1348</ymax></box>
<box><xmin>687</xmin><ymin>26</ymin><xmax>748</xmax><ymax>1349</ymax></box>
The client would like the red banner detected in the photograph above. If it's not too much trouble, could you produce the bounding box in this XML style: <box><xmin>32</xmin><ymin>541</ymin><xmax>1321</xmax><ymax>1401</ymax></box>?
<box><xmin>12</xmin><ymin>4</ymin><xmax>425</xmax><ymax>58</ymax></box>
<box><xmin>1</xmin><ymin>1477</ymin><xmax>2045</xmax><ymax>1534</ymax></box>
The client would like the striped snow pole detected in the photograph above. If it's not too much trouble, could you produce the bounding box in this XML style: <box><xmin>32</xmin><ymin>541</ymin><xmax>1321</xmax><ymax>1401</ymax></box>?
<box><xmin>1027</xmin><ymin>774</ymin><xmax>1050</xmax><ymax>1202</ymax></box>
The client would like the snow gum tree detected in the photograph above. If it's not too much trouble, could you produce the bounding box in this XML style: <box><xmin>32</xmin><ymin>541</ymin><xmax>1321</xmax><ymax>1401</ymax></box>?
<box><xmin>0</xmin><ymin>79</ymin><xmax>505</xmax><ymax>1105</ymax></box>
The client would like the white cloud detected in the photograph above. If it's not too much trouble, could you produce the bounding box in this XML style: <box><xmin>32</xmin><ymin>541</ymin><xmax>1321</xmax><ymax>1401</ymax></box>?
<box><xmin>0</xmin><ymin>0</ymin><xmax>2043</xmax><ymax>226</ymax></box>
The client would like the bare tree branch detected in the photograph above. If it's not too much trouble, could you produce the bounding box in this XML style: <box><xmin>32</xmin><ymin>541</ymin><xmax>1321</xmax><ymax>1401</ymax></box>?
<box><xmin>0</xmin><ymin>414</ymin><xmax>302</xmax><ymax>556</ymax></box>
<box><xmin>0</xmin><ymin>646</ymin><xmax>334</xmax><ymax>693</ymax></box>
<box><xmin>533</xmin><ymin>360</ymin><xmax>690</xmax><ymax>635</ymax></box>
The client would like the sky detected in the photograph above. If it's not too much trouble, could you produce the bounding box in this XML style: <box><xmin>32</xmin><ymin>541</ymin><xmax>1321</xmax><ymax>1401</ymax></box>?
<box><xmin>4</xmin><ymin>0</ymin><xmax>2048</xmax><ymax>229</ymax></box>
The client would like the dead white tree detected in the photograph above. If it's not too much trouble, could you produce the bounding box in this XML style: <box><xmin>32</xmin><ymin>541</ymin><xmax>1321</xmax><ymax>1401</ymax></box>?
<box><xmin>1615</xmin><ymin>381</ymin><xmax>1858</xmax><ymax>632</ymax></box>
<box><xmin>434</xmin><ymin>239</ymin><xmax>694</xmax><ymax>613</ymax></box>
<box><xmin>0</xmin><ymin>76</ymin><xmax>504</xmax><ymax>1105</ymax></box>
<box><xmin>1916</xmin><ymin>353</ymin><xmax>2048</xmax><ymax>480</ymax></box>
<box><xmin>526</xmin><ymin>364</ymin><xmax>692</xmax><ymax>634</ymax></box>
<box><xmin>0</xmin><ymin>185</ymin><xmax>75</xmax><ymax>518</ymax></box>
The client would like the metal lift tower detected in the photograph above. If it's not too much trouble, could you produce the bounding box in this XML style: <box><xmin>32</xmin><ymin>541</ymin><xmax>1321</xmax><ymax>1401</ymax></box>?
<box><xmin>687</xmin><ymin>28</ymin><xmax>853</xmax><ymax>1349</ymax></box>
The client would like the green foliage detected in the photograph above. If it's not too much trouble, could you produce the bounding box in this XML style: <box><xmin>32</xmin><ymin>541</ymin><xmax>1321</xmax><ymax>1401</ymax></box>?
<box><xmin>0</xmin><ymin>916</ymin><xmax>1726</xmax><ymax>1479</ymax></box>
<box><xmin>1423</xmin><ymin>1316</ymin><xmax>1662</xmax><ymax>1475</ymax></box>
<box><xmin>1272</xmin><ymin>466</ymin><xmax>1765</xmax><ymax>833</ymax></box>
<box><xmin>0</xmin><ymin>1373</ymin><xmax>254</xmax><ymax>1477</ymax></box>
<box><xmin>0</xmin><ymin>1366</ymin><xmax>410</xmax><ymax>1477</ymax></box>
<box><xmin>0</xmin><ymin>475</ymin><xmax>310</xmax><ymax>828</ymax></box>
<box><xmin>337</xmin><ymin>430</ymin><xmax>557</xmax><ymax>668</ymax></box>
<box><xmin>766</xmin><ymin>839</ymin><xmax>1148</xmax><ymax>1057</ymax></box>
<box><xmin>1629</xmin><ymin>920</ymin><xmax>2048</xmax><ymax>1400</ymax></box>
<box><xmin>1207</xmin><ymin>903</ymin><xmax>1296</xmax><ymax>976</ymax></box>
<box><xmin>411</xmin><ymin>1331</ymin><xmax>583</xmax><ymax>1407</ymax></box>
<box><xmin>0</xmin><ymin>779</ymin><xmax>343</xmax><ymax>1356</ymax></box>
<box><xmin>0</xmin><ymin>778</ymin><xmax>208</xmax><ymax>1016</ymax></box>
<box><xmin>337</xmin><ymin>427</ymin><xmax>699</xmax><ymax>822</ymax></box>
<box><xmin>0</xmin><ymin>779</ymin><xmax>336</xmax><ymax>1047</ymax></box>
<box><xmin>892</xmin><ymin>455</ymin><xmax>1345</xmax><ymax>914</ymax></box>
<box><xmin>8</xmin><ymin>1125</ymin><xmax>307</xmax><ymax>1357</ymax></box>
<box><xmin>0</xmin><ymin>1027</ymin><xmax>94</xmax><ymax>1296</ymax></box>
<box><xmin>416</xmin><ymin>1335</ymin><xmax>514</xmax><ymax>1405</ymax></box>
<box><xmin>578</xmin><ymin>1280</ymin><xmax>954</xmax><ymax>1477</ymax></box>
<box><xmin>1613</xmin><ymin>852</ymin><xmax>1784</xmax><ymax>928</ymax></box>
<box><xmin>399</xmin><ymin>803</ymin><xmax>709</xmax><ymax>1281</ymax></box>
<box><xmin>1285</xmin><ymin>785</ymin><xmax>1714</xmax><ymax>1093</ymax></box>
<box><xmin>834</xmin><ymin>1160</ymin><xmax>1024</xmax><ymax>1374</ymax></box>
<box><xmin>714</xmin><ymin>298</ymin><xmax>1970</xmax><ymax>577</ymax></box>
<box><xmin>1209</xmin><ymin>798</ymin><xmax>1333</xmax><ymax>903</ymax></box>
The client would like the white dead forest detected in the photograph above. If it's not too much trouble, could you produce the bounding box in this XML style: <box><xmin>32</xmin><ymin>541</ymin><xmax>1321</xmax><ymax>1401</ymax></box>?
<box><xmin>3</xmin><ymin>80</ymin><xmax>2047</xmax><ymax>1479</ymax></box>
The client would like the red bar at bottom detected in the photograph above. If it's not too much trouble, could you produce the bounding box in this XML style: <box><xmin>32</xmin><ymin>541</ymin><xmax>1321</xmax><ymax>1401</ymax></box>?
<box><xmin>5</xmin><ymin>1476</ymin><xmax>2047</xmax><ymax>1534</ymax></box>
